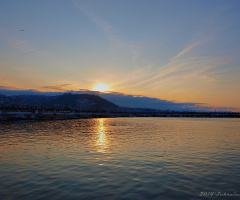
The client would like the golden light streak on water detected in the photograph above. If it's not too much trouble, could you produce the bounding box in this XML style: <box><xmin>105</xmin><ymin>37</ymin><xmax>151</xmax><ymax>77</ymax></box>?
<box><xmin>96</xmin><ymin>118</ymin><xmax>108</xmax><ymax>153</ymax></box>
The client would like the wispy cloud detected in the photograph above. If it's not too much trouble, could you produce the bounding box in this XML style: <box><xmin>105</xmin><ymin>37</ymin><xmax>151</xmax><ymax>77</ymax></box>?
<box><xmin>42</xmin><ymin>84</ymin><xmax>73</xmax><ymax>92</ymax></box>
<box><xmin>0</xmin><ymin>29</ymin><xmax>35</xmax><ymax>53</ymax></box>
<box><xmin>1</xmin><ymin>29</ymin><xmax>54</xmax><ymax>56</ymax></box>
<box><xmin>173</xmin><ymin>41</ymin><xmax>200</xmax><ymax>59</ymax></box>
<box><xmin>70</xmin><ymin>0</ymin><xmax>142</xmax><ymax>64</ymax></box>
<box><xmin>136</xmin><ymin>41</ymin><xmax>203</xmax><ymax>86</ymax></box>
<box><xmin>11</xmin><ymin>40</ymin><xmax>35</xmax><ymax>53</ymax></box>
<box><xmin>0</xmin><ymin>85</ymin><xmax>21</xmax><ymax>90</ymax></box>
<box><xmin>105</xmin><ymin>41</ymin><xmax>203</xmax><ymax>91</ymax></box>
<box><xmin>70</xmin><ymin>0</ymin><xmax>118</xmax><ymax>43</ymax></box>
<box><xmin>119</xmin><ymin>40</ymin><xmax>228</xmax><ymax>91</ymax></box>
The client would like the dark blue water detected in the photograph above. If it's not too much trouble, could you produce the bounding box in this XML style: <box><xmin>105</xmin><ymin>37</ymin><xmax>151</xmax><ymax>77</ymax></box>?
<box><xmin>0</xmin><ymin>118</ymin><xmax>240</xmax><ymax>199</ymax></box>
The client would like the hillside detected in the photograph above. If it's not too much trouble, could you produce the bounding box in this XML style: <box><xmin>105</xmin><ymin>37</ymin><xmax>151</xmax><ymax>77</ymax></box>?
<box><xmin>0</xmin><ymin>93</ymin><xmax>120</xmax><ymax>112</ymax></box>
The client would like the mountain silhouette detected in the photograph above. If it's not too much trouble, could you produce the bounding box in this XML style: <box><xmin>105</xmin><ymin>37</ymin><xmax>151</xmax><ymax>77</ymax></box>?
<box><xmin>0</xmin><ymin>93</ymin><xmax>120</xmax><ymax>112</ymax></box>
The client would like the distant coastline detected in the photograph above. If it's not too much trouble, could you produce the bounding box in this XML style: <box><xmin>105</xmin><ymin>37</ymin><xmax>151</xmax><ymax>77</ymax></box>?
<box><xmin>1</xmin><ymin>108</ymin><xmax>239</xmax><ymax>121</ymax></box>
<box><xmin>1</xmin><ymin>93</ymin><xmax>239</xmax><ymax>121</ymax></box>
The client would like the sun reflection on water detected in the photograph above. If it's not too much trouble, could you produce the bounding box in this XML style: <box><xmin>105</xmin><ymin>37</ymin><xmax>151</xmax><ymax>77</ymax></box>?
<box><xmin>96</xmin><ymin>118</ymin><xmax>108</xmax><ymax>153</ymax></box>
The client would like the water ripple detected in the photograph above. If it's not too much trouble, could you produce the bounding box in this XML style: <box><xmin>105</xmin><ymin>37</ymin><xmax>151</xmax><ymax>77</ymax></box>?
<box><xmin>0</xmin><ymin>118</ymin><xmax>240</xmax><ymax>199</ymax></box>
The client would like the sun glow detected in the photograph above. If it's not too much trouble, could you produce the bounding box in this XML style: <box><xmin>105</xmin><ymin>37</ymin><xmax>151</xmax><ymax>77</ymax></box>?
<box><xmin>93</xmin><ymin>83</ymin><xmax>110</xmax><ymax>92</ymax></box>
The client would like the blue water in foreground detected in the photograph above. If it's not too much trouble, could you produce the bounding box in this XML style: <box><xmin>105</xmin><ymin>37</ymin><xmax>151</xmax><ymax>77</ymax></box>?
<box><xmin>0</xmin><ymin>118</ymin><xmax>240</xmax><ymax>200</ymax></box>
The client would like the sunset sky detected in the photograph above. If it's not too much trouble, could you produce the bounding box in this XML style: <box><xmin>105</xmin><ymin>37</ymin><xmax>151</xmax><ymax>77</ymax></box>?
<box><xmin>1</xmin><ymin>0</ymin><xmax>240</xmax><ymax>111</ymax></box>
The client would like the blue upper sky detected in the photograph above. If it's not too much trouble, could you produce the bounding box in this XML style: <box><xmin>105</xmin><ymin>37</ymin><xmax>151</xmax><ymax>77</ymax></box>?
<box><xmin>1</xmin><ymin>0</ymin><xmax>240</xmax><ymax>111</ymax></box>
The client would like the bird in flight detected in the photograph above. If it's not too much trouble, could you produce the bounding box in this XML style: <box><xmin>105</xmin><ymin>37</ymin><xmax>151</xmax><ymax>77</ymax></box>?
<box><xmin>20</xmin><ymin>30</ymin><xmax>24</xmax><ymax>31</ymax></box>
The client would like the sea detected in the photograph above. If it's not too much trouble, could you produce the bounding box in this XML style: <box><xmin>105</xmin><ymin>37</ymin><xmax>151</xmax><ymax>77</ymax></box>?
<box><xmin>0</xmin><ymin>117</ymin><xmax>240</xmax><ymax>200</ymax></box>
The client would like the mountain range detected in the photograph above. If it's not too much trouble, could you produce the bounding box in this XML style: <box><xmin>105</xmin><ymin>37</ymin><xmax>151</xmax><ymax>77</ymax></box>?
<box><xmin>0</xmin><ymin>93</ymin><xmax>121</xmax><ymax>112</ymax></box>
<box><xmin>0</xmin><ymin>89</ymin><xmax>205</xmax><ymax>111</ymax></box>
<box><xmin>0</xmin><ymin>92</ymin><xmax>239</xmax><ymax>117</ymax></box>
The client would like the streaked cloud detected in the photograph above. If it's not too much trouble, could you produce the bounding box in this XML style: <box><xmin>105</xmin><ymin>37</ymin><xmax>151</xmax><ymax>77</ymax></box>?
<box><xmin>42</xmin><ymin>84</ymin><xmax>74</xmax><ymax>92</ymax></box>
<box><xmin>70</xmin><ymin>0</ymin><xmax>142</xmax><ymax>64</ymax></box>
<box><xmin>0</xmin><ymin>85</ymin><xmax>21</xmax><ymax>90</ymax></box>
<box><xmin>173</xmin><ymin>41</ymin><xmax>200</xmax><ymax>59</ymax></box>
<box><xmin>0</xmin><ymin>30</ymin><xmax>35</xmax><ymax>53</ymax></box>
<box><xmin>11</xmin><ymin>40</ymin><xmax>35</xmax><ymax>53</ymax></box>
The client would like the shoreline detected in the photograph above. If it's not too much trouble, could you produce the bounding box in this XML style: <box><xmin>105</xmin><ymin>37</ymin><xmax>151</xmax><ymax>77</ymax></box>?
<box><xmin>1</xmin><ymin>109</ymin><xmax>240</xmax><ymax>121</ymax></box>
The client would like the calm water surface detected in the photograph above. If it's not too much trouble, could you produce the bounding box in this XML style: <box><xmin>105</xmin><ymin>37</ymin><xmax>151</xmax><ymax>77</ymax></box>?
<box><xmin>0</xmin><ymin>118</ymin><xmax>240</xmax><ymax>200</ymax></box>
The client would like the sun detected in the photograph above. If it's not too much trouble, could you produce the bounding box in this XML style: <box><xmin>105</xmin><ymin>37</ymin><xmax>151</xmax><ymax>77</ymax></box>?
<box><xmin>93</xmin><ymin>83</ymin><xmax>110</xmax><ymax>92</ymax></box>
